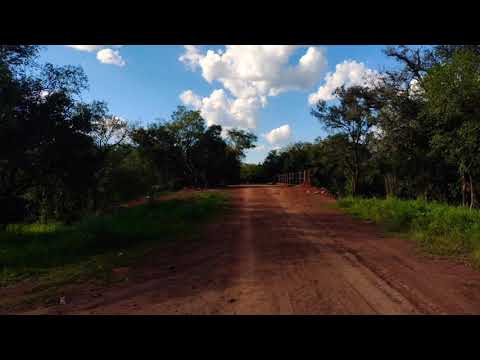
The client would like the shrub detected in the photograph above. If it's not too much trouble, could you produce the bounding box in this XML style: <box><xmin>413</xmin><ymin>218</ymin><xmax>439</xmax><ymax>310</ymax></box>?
<box><xmin>338</xmin><ymin>197</ymin><xmax>480</xmax><ymax>265</ymax></box>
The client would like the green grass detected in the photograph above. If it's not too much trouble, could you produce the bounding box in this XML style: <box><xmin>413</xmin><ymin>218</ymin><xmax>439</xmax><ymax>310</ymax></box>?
<box><xmin>0</xmin><ymin>192</ymin><xmax>228</xmax><ymax>288</ymax></box>
<box><xmin>338</xmin><ymin>196</ymin><xmax>480</xmax><ymax>266</ymax></box>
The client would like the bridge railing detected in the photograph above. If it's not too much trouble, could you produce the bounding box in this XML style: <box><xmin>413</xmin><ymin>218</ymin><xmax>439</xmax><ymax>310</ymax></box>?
<box><xmin>276</xmin><ymin>168</ymin><xmax>317</xmax><ymax>185</ymax></box>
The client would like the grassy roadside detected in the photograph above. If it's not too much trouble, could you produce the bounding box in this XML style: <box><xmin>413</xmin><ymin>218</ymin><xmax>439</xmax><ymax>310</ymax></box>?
<box><xmin>0</xmin><ymin>191</ymin><xmax>228</xmax><ymax>292</ymax></box>
<box><xmin>337</xmin><ymin>197</ymin><xmax>480</xmax><ymax>266</ymax></box>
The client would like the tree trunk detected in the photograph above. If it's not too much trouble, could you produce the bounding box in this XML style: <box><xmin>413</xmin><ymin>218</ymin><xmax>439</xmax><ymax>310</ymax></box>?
<box><xmin>462</xmin><ymin>174</ymin><xmax>466</xmax><ymax>207</ymax></box>
<box><xmin>470</xmin><ymin>173</ymin><xmax>475</xmax><ymax>209</ymax></box>
<box><xmin>384</xmin><ymin>173</ymin><xmax>398</xmax><ymax>198</ymax></box>
<box><xmin>352</xmin><ymin>168</ymin><xmax>359</xmax><ymax>197</ymax></box>
<box><xmin>351</xmin><ymin>173</ymin><xmax>358</xmax><ymax>197</ymax></box>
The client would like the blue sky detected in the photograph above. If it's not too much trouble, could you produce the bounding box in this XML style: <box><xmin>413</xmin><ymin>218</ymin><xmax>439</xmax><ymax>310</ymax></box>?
<box><xmin>39</xmin><ymin>45</ymin><xmax>399</xmax><ymax>163</ymax></box>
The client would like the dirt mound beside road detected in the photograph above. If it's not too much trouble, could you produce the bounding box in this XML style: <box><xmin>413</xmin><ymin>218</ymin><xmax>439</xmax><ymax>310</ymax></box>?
<box><xmin>300</xmin><ymin>184</ymin><xmax>335</xmax><ymax>200</ymax></box>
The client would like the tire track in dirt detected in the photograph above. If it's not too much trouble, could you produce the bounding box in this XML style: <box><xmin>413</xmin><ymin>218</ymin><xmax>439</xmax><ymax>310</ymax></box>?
<box><xmin>266</xmin><ymin>187</ymin><xmax>420</xmax><ymax>314</ymax></box>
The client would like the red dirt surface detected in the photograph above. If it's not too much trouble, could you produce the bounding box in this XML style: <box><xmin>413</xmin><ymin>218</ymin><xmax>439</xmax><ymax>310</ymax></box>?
<box><xmin>7</xmin><ymin>185</ymin><xmax>480</xmax><ymax>314</ymax></box>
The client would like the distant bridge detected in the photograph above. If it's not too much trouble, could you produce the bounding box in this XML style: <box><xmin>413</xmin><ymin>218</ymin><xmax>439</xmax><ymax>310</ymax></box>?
<box><xmin>276</xmin><ymin>168</ymin><xmax>318</xmax><ymax>185</ymax></box>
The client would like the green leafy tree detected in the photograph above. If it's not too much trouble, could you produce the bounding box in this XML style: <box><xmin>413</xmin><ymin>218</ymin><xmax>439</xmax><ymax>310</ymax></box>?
<box><xmin>311</xmin><ymin>85</ymin><xmax>378</xmax><ymax>196</ymax></box>
<box><xmin>423</xmin><ymin>50</ymin><xmax>480</xmax><ymax>208</ymax></box>
<box><xmin>240</xmin><ymin>163</ymin><xmax>266</xmax><ymax>184</ymax></box>
<box><xmin>192</xmin><ymin>125</ymin><xmax>229</xmax><ymax>187</ymax></box>
<box><xmin>130</xmin><ymin>123</ymin><xmax>181</xmax><ymax>189</ymax></box>
<box><xmin>166</xmin><ymin>106</ymin><xmax>206</xmax><ymax>186</ymax></box>
<box><xmin>226</xmin><ymin>129</ymin><xmax>257</xmax><ymax>158</ymax></box>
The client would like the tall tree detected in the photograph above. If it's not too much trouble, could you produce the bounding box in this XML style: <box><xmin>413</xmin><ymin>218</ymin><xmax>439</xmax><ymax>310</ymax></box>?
<box><xmin>192</xmin><ymin>125</ymin><xmax>229</xmax><ymax>187</ymax></box>
<box><xmin>423</xmin><ymin>49</ymin><xmax>480</xmax><ymax>208</ymax></box>
<box><xmin>311</xmin><ymin>85</ymin><xmax>378</xmax><ymax>196</ymax></box>
<box><xmin>130</xmin><ymin>123</ymin><xmax>181</xmax><ymax>188</ymax></box>
<box><xmin>166</xmin><ymin>106</ymin><xmax>206</xmax><ymax>186</ymax></box>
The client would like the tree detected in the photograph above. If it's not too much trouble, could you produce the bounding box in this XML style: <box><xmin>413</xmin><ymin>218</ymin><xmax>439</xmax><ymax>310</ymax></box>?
<box><xmin>369</xmin><ymin>45</ymin><xmax>445</xmax><ymax>200</ymax></box>
<box><xmin>240</xmin><ymin>163</ymin><xmax>266</xmax><ymax>184</ymax></box>
<box><xmin>0</xmin><ymin>45</ymin><xmax>41</xmax><ymax>79</ymax></box>
<box><xmin>130</xmin><ymin>107</ymin><xmax>258</xmax><ymax>189</ymax></box>
<box><xmin>423</xmin><ymin>49</ymin><xmax>480</xmax><ymax>208</ymax></box>
<box><xmin>0</xmin><ymin>45</ymin><xmax>115</xmax><ymax>223</ymax></box>
<box><xmin>71</xmin><ymin>101</ymin><xmax>132</xmax><ymax>211</ymax></box>
<box><xmin>281</xmin><ymin>142</ymin><xmax>314</xmax><ymax>172</ymax></box>
<box><xmin>101</xmin><ymin>145</ymin><xmax>159</xmax><ymax>204</ymax></box>
<box><xmin>311</xmin><ymin>85</ymin><xmax>378</xmax><ymax>196</ymax></box>
<box><xmin>0</xmin><ymin>65</ymin><xmax>90</xmax><ymax>199</ymax></box>
<box><xmin>383</xmin><ymin>46</ymin><xmax>434</xmax><ymax>82</ymax></box>
<box><xmin>192</xmin><ymin>125</ymin><xmax>229</xmax><ymax>187</ymax></box>
<box><xmin>130</xmin><ymin>123</ymin><xmax>181</xmax><ymax>189</ymax></box>
<box><xmin>166</xmin><ymin>106</ymin><xmax>206</xmax><ymax>186</ymax></box>
<box><xmin>262</xmin><ymin>150</ymin><xmax>283</xmax><ymax>182</ymax></box>
<box><xmin>226</xmin><ymin>129</ymin><xmax>257</xmax><ymax>158</ymax></box>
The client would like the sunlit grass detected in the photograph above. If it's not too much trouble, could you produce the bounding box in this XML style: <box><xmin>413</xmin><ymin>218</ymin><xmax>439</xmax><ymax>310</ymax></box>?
<box><xmin>6</xmin><ymin>223</ymin><xmax>66</xmax><ymax>234</ymax></box>
<box><xmin>0</xmin><ymin>192</ymin><xmax>228</xmax><ymax>286</ymax></box>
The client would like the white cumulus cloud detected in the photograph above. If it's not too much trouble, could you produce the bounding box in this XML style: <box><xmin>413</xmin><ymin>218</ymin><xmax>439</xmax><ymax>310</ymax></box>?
<box><xmin>308</xmin><ymin>60</ymin><xmax>380</xmax><ymax>104</ymax></box>
<box><xmin>179</xmin><ymin>45</ymin><xmax>327</xmax><ymax>131</ymax></box>
<box><xmin>180</xmin><ymin>45</ymin><xmax>327</xmax><ymax>99</ymax></box>
<box><xmin>180</xmin><ymin>89</ymin><xmax>261</xmax><ymax>129</ymax></box>
<box><xmin>66</xmin><ymin>45</ymin><xmax>104</xmax><ymax>52</ymax></box>
<box><xmin>263</xmin><ymin>124</ymin><xmax>292</xmax><ymax>145</ymax></box>
<box><xmin>66</xmin><ymin>45</ymin><xmax>125</xmax><ymax>66</ymax></box>
<box><xmin>66</xmin><ymin>45</ymin><xmax>123</xmax><ymax>52</ymax></box>
<box><xmin>180</xmin><ymin>89</ymin><xmax>202</xmax><ymax>109</ymax></box>
<box><xmin>96</xmin><ymin>48</ymin><xmax>126</xmax><ymax>67</ymax></box>
<box><xmin>179</xmin><ymin>45</ymin><xmax>203</xmax><ymax>70</ymax></box>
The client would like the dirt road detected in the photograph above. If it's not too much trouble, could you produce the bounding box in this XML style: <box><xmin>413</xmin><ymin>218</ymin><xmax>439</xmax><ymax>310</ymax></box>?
<box><xmin>17</xmin><ymin>185</ymin><xmax>480</xmax><ymax>314</ymax></box>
